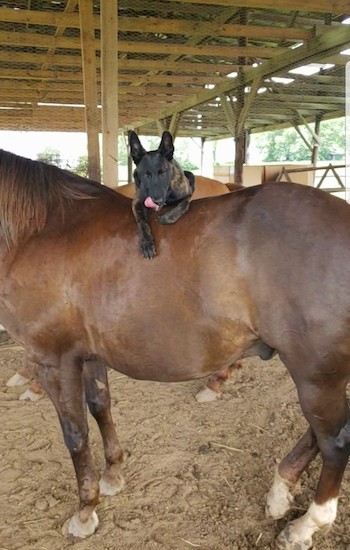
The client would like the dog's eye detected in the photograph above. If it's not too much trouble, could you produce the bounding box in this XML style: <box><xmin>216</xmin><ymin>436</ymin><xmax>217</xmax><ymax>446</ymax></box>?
<box><xmin>158</xmin><ymin>169</ymin><xmax>166</xmax><ymax>176</ymax></box>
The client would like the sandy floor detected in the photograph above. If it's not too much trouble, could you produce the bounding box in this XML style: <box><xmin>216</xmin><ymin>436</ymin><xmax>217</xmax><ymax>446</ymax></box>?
<box><xmin>1</xmin><ymin>338</ymin><xmax>350</xmax><ymax>550</ymax></box>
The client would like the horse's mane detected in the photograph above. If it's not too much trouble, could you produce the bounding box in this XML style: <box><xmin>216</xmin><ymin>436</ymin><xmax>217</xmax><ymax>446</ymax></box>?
<box><xmin>0</xmin><ymin>149</ymin><xmax>117</xmax><ymax>248</ymax></box>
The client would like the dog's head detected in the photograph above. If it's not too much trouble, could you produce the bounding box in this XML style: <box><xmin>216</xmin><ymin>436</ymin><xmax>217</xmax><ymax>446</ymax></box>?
<box><xmin>129</xmin><ymin>131</ymin><xmax>175</xmax><ymax>210</ymax></box>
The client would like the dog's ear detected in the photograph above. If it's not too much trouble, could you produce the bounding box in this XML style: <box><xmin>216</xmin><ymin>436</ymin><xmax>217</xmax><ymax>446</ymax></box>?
<box><xmin>158</xmin><ymin>131</ymin><xmax>174</xmax><ymax>161</ymax></box>
<box><xmin>129</xmin><ymin>131</ymin><xmax>146</xmax><ymax>165</ymax></box>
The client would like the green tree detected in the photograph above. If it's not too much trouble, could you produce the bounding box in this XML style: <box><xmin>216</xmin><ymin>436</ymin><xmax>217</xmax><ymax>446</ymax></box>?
<box><xmin>174</xmin><ymin>139</ymin><xmax>199</xmax><ymax>171</ymax></box>
<box><xmin>254</xmin><ymin>118</ymin><xmax>345</xmax><ymax>162</ymax></box>
<box><xmin>74</xmin><ymin>155</ymin><xmax>89</xmax><ymax>177</ymax></box>
<box><xmin>37</xmin><ymin>147</ymin><xmax>63</xmax><ymax>167</ymax></box>
<box><xmin>317</xmin><ymin>118</ymin><xmax>345</xmax><ymax>160</ymax></box>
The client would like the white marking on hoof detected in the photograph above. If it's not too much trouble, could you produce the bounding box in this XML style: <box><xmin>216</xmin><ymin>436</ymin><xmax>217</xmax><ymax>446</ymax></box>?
<box><xmin>6</xmin><ymin>372</ymin><xmax>30</xmax><ymax>387</ymax></box>
<box><xmin>275</xmin><ymin>498</ymin><xmax>337</xmax><ymax>550</ymax></box>
<box><xmin>266</xmin><ymin>469</ymin><xmax>294</xmax><ymax>519</ymax></box>
<box><xmin>63</xmin><ymin>510</ymin><xmax>99</xmax><ymax>538</ymax></box>
<box><xmin>99</xmin><ymin>473</ymin><xmax>125</xmax><ymax>496</ymax></box>
<box><xmin>19</xmin><ymin>388</ymin><xmax>44</xmax><ymax>402</ymax></box>
<box><xmin>195</xmin><ymin>386</ymin><xmax>221</xmax><ymax>403</ymax></box>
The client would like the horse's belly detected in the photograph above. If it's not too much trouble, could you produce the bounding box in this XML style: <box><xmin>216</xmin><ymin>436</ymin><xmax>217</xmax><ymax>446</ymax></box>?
<box><xmin>95</xmin><ymin>321</ymin><xmax>248</xmax><ymax>383</ymax></box>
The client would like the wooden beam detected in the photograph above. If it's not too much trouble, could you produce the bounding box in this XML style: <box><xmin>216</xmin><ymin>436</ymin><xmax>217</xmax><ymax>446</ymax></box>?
<box><xmin>293</xmin><ymin>125</ymin><xmax>313</xmax><ymax>151</ymax></box>
<box><xmin>0</xmin><ymin>8</ymin><xmax>312</xmax><ymax>42</ymax></box>
<box><xmin>79</xmin><ymin>0</ymin><xmax>100</xmax><ymax>181</ymax></box>
<box><xmin>219</xmin><ymin>94</ymin><xmax>235</xmax><ymax>137</ymax></box>
<box><xmin>101</xmin><ymin>0</ymin><xmax>119</xmax><ymax>187</ymax></box>
<box><xmin>118</xmin><ymin>17</ymin><xmax>311</xmax><ymax>43</ymax></box>
<box><xmin>0</xmin><ymin>31</ymin><xmax>287</xmax><ymax>59</ymax></box>
<box><xmin>311</xmin><ymin>114</ymin><xmax>322</xmax><ymax>165</ymax></box>
<box><xmin>119</xmin><ymin>41</ymin><xmax>286</xmax><ymax>59</ymax></box>
<box><xmin>236</xmin><ymin>75</ymin><xmax>262</xmax><ymax>135</ymax></box>
<box><xmin>0</xmin><ymin>51</ymin><xmax>242</xmax><ymax>77</ymax></box>
<box><xmin>169</xmin><ymin>113</ymin><xmax>181</xmax><ymax>138</ymax></box>
<box><xmin>171</xmin><ymin>0</ymin><xmax>350</xmax><ymax>14</ymax></box>
<box><xmin>40</xmin><ymin>0</ymin><xmax>78</xmax><ymax>72</ymax></box>
<box><xmin>125</xmin><ymin>23</ymin><xmax>350</xmax><ymax>131</ymax></box>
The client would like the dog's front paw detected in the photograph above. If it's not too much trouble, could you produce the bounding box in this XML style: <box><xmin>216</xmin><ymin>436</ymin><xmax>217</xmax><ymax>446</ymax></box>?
<box><xmin>140</xmin><ymin>238</ymin><xmax>157</xmax><ymax>259</ymax></box>
<box><xmin>157</xmin><ymin>211</ymin><xmax>178</xmax><ymax>225</ymax></box>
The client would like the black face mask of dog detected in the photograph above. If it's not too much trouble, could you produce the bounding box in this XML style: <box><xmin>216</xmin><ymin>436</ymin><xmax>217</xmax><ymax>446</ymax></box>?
<box><xmin>129</xmin><ymin>131</ymin><xmax>195</xmax><ymax>259</ymax></box>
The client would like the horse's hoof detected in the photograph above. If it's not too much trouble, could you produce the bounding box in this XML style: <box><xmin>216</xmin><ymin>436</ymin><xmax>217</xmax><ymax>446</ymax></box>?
<box><xmin>19</xmin><ymin>388</ymin><xmax>44</xmax><ymax>402</ymax></box>
<box><xmin>99</xmin><ymin>473</ymin><xmax>125</xmax><ymax>496</ymax></box>
<box><xmin>6</xmin><ymin>372</ymin><xmax>30</xmax><ymax>387</ymax></box>
<box><xmin>265</xmin><ymin>493</ymin><xmax>293</xmax><ymax>520</ymax></box>
<box><xmin>275</xmin><ymin>525</ymin><xmax>312</xmax><ymax>550</ymax></box>
<box><xmin>195</xmin><ymin>386</ymin><xmax>221</xmax><ymax>403</ymax></box>
<box><xmin>266</xmin><ymin>472</ymin><xmax>294</xmax><ymax>519</ymax></box>
<box><xmin>62</xmin><ymin>510</ymin><xmax>99</xmax><ymax>538</ymax></box>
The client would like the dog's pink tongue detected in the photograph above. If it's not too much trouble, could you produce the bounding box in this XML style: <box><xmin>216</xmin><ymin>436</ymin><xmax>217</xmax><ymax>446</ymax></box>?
<box><xmin>144</xmin><ymin>196</ymin><xmax>160</xmax><ymax>211</ymax></box>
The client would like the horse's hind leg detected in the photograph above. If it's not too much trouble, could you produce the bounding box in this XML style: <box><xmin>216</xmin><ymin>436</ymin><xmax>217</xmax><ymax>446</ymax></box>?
<box><xmin>266</xmin><ymin>427</ymin><xmax>319</xmax><ymax>519</ymax></box>
<box><xmin>83</xmin><ymin>357</ymin><xmax>125</xmax><ymax>496</ymax></box>
<box><xmin>36</xmin><ymin>353</ymin><xmax>99</xmax><ymax>539</ymax></box>
<box><xmin>275</xmin><ymin>377</ymin><xmax>350</xmax><ymax>550</ymax></box>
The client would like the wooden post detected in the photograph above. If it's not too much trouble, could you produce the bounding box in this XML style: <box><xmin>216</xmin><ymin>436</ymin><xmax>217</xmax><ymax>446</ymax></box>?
<box><xmin>234</xmin><ymin>7</ymin><xmax>247</xmax><ymax>185</ymax></box>
<box><xmin>101</xmin><ymin>0</ymin><xmax>119</xmax><ymax>187</ymax></box>
<box><xmin>234</xmin><ymin>133</ymin><xmax>246</xmax><ymax>185</ymax></box>
<box><xmin>311</xmin><ymin>115</ymin><xmax>322</xmax><ymax>167</ymax></box>
<box><xmin>127</xmin><ymin>130</ymin><xmax>133</xmax><ymax>183</ymax></box>
<box><xmin>79</xmin><ymin>0</ymin><xmax>101</xmax><ymax>181</ymax></box>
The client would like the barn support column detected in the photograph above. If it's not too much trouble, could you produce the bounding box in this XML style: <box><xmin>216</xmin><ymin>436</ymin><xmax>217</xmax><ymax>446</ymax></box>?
<box><xmin>127</xmin><ymin>130</ymin><xmax>133</xmax><ymax>183</ymax></box>
<box><xmin>311</xmin><ymin>114</ymin><xmax>322</xmax><ymax>167</ymax></box>
<box><xmin>234</xmin><ymin>77</ymin><xmax>246</xmax><ymax>185</ymax></box>
<box><xmin>200</xmin><ymin>137</ymin><xmax>206</xmax><ymax>174</ymax></box>
<box><xmin>79</xmin><ymin>0</ymin><xmax>101</xmax><ymax>181</ymax></box>
<box><xmin>168</xmin><ymin>113</ymin><xmax>181</xmax><ymax>139</ymax></box>
<box><xmin>234</xmin><ymin>131</ymin><xmax>247</xmax><ymax>185</ymax></box>
<box><xmin>234</xmin><ymin>7</ymin><xmax>248</xmax><ymax>185</ymax></box>
<box><xmin>101</xmin><ymin>0</ymin><xmax>119</xmax><ymax>187</ymax></box>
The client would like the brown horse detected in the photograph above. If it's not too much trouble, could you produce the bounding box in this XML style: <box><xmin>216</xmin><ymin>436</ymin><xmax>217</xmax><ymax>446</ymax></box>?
<box><xmin>0</xmin><ymin>149</ymin><xmax>350</xmax><ymax>549</ymax></box>
<box><xmin>6</xmin><ymin>176</ymin><xmax>241</xmax><ymax>402</ymax></box>
<box><xmin>117</xmin><ymin>176</ymin><xmax>243</xmax><ymax>401</ymax></box>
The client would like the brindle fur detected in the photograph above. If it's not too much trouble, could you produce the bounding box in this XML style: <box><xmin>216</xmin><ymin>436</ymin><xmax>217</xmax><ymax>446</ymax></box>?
<box><xmin>129</xmin><ymin>130</ymin><xmax>195</xmax><ymax>258</ymax></box>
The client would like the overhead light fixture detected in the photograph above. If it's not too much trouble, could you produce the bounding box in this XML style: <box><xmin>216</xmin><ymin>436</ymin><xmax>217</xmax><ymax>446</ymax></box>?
<box><xmin>340</xmin><ymin>48</ymin><xmax>350</xmax><ymax>55</ymax></box>
<box><xmin>290</xmin><ymin>42</ymin><xmax>303</xmax><ymax>49</ymax></box>
<box><xmin>289</xmin><ymin>63</ymin><xmax>335</xmax><ymax>76</ymax></box>
<box><xmin>271</xmin><ymin>76</ymin><xmax>295</xmax><ymax>84</ymax></box>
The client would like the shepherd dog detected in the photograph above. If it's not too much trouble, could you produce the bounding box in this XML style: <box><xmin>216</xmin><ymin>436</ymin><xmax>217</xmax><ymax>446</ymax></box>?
<box><xmin>129</xmin><ymin>130</ymin><xmax>195</xmax><ymax>259</ymax></box>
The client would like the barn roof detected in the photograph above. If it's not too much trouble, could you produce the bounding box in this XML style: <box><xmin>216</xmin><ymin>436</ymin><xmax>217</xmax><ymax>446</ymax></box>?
<box><xmin>0</xmin><ymin>1</ymin><xmax>349</xmax><ymax>138</ymax></box>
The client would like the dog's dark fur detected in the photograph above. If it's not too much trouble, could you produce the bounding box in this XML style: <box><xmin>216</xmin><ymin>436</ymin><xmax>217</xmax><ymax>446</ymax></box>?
<box><xmin>129</xmin><ymin>131</ymin><xmax>195</xmax><ymax>259</ymax></box>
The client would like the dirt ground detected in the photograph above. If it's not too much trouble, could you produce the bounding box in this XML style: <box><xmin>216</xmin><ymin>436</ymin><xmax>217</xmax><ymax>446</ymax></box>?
<box><xmin>1</xmin><ymin>337</ymin><xmax>350</xmax><ymax>550</ymax></box>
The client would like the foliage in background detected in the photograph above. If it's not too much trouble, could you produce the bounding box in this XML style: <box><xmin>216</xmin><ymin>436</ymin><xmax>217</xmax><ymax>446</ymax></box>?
<box><xmin>254</xmin><ymin>119</ymin><xmax>345</xmax><ymax>162</ymax></box>
<box><xmin>139</xmin><ymin>135</ymin><xmax>199</xmax><ymax>171</ymax></box>
<box><xmin>36</xmin><ymin>147</ymin><xmax>63</xmax><ymax>167</ymax></box>
<box><xmin>74</xmin><ymin>155</ymin><xmax>89</xmax><ymax>177</ymax></box>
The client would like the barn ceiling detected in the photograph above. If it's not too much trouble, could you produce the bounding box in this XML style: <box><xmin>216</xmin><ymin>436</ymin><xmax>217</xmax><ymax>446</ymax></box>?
<box><xmin>0</xmin><ymin>0</ymin><xmax>349</xmax><ymax>139</ymax></box>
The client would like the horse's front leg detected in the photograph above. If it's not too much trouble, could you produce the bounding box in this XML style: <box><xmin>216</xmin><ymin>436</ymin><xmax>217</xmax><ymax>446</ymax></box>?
<box><xmin>266</xmin><ymin>426</ymin><xmax>319</xmax><ymax>520</ymax></box>
<box><xmin>275</xmin><ymin>378</ymin><xmax>350</xmax><ymax>550</ymax></box>
<box><xmin>83</xmin><ymin>357</ymin><xmax>125</xmax><ymax>495</ymax></box>
<box><xmin>36</xmin><ymin>353</ymin><xmax>99</xmax><ymax>539</ymax></box>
